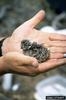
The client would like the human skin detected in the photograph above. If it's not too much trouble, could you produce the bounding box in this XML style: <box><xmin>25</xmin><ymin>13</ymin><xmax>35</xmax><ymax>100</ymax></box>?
<box><xmin>1</xmin><ymin>10</ymin><xmax>66</xmax><ymax>76</ymax></box>
<box><xmin>0</xmin><ymin>51</ymin><xmax>66</xmax><ymax>76</ymax></box>
<box><xmin>0</xmin><ymin>52</ymin><xmax>38</xmax><ymax>76</ymax></box>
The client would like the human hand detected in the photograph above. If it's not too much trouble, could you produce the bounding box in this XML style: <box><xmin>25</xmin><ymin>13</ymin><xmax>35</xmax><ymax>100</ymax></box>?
<box><xmin>2</xmin><ymin>10</ymin><xmax>66</xmax><ymax>59</ymax></box>
<box><xmin>0</xmin><ymin>52</ymin><xmax>39</xmax><ymax>76</ymax></box>
<box><xmin>2</xmin><ymin>10</ymin><xmax>66</xmax><ymax>75</ymax></box>
<box><xmin>0</xmin><ymin>52</ymin><xmax>66</xmax><ymax>76</ymax></box>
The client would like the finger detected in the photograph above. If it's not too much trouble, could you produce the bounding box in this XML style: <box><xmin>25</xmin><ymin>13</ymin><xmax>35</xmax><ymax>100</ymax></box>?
<box><xmin>38</xmin><ymin>58</ymin><xmax>66</xmax><ymax>73</ymax></box>
<box><xmin>6</xmin><ymin>52</ymin><xmax>38</xmax><ymax>67</ymax></box>
<box><xmin>28</xmin><ymin>10</ymin><xmax>45</xmax><ymax>28</ymax></box>
<box><xmin>50</xmin><ymin>53</ymin><xmax>64</xmax><ymax>59</ymax></box>
<box><xmin>11</xmin><ymin>65</ymin><xmax>37</xmax><ymax>76</ymax></box>
<box><xmin>49</xmin><ymin>33</ymin><xmax>66</xmax><ymax>41</ymax></box>
<box><xmin>50</xmin><ymin>47</ymin><xmax>66</xmax><ymax>53</ymax></box>
<box><xmin>49</xmin><ymin>41</ymin><xmax>66</xmax><ymax>47</ymax></box>
<box><xmin>15</xmin><ymin>53</ymin><xmax>38</xmax><ymax>67</ymax></box>
<box><xmin>12</xmin><ymin>58</ymin><xmax>66</xmax><ymax>75</ymax></box>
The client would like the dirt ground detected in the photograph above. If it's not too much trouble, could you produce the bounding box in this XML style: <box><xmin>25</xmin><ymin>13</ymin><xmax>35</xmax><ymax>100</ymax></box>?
<box><xmin>0</xmin><ymin>0</ymin><xmax>66</xmax><ymax>100</ymax></box>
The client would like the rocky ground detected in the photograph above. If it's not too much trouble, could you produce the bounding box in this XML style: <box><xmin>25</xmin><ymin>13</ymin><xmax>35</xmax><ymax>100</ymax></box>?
<box><xmin>0</xmin><ymin>0</ymin><xmax>66</xmax><ymax>100</ymax></box>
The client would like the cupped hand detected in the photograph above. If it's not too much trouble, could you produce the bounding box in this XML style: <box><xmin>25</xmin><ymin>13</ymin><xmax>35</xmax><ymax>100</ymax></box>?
<box><xmin>0</xmin><ymin>52</ymin><xmax>66</xmax><ymax>76</ymax></box>
<box><xmin>2</xmin><ymin>10</ymin><xmax>66</xmax><ymax>75</ymax></box>
<box><xmin>0</xmin><ymin>52</ymin><xmax>39</xmax><ymax>76</ymax></box>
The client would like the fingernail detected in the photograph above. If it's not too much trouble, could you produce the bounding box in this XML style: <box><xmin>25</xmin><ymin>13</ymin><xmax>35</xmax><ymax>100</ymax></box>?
<box><xmin>32</xmin><ymin>60</ymin><xmax>38</xmax><ymax>67</ymax></box>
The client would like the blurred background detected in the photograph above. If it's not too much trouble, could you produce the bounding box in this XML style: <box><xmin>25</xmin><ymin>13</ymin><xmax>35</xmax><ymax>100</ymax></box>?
<box><xmin>0</xmin><ymin>0</ymin><xmax>66</xmax><ymax>100</ymax></box>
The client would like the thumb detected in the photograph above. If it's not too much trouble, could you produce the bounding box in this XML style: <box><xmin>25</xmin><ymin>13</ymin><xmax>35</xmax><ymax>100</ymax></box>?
<box><xmin>28</xmin><ymin>10</ymin><xmax>45</xmax><ymax>28</ymax></box>
<box><xmin>17</xmin><ymin>54</ymin><xmax>38</xmax><ymax>67</ymax></box>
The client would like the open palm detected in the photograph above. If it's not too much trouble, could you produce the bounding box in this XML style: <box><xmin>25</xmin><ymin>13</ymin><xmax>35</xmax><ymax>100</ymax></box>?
<box><xmin>2</xmin><ymin>10</ymin><xmax>66</xmax><ymax>75</ymax></box>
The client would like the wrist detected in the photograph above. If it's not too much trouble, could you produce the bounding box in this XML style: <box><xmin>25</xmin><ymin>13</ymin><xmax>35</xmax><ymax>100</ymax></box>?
<box><xmin>0</xmin><ymin>56</ymin><xmax>6</xmax><ymax>75</ymax></box>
